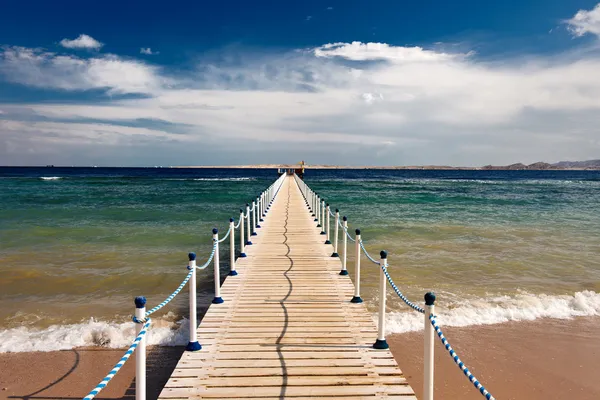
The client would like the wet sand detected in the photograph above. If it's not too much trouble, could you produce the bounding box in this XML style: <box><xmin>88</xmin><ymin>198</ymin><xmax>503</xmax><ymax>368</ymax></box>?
<box><xmin>0</xmin><ymin>346</ymin><xmax>184</xmax><ymax>400</ymax></box>
<box><xmin>1</xmin><ymin>317</ymin><xmax>598</xmax><ymax>400</ymax></box>
<box><xmin>389</xmin><ymin>316</ymin><xmax>600</xmax><ymax>400</ymax></box>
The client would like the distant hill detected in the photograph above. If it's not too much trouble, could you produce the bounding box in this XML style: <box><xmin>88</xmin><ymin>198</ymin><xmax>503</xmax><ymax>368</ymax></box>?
<box><xmin>552</xmin><ymin>160</ymin><xmax>600</xmax><ymax>168</ymax></box>
<box><xmin>482</xmin><ymin>160</ymin><xmax>600</xmax><ymax>170</ymax></box>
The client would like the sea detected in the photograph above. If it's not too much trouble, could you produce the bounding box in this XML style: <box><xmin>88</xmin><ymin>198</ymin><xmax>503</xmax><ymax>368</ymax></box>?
<box><xmin>1</xmin><ymin>167</ymin><xmax>599</xmax><ymax>352</ymax></box>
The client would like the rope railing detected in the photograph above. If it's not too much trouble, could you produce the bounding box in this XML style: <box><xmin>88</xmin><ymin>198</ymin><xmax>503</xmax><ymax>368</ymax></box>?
<box><xmin>83</xmin><ymin>173</ymin><xmax>287</xmax><ymax>400</ymax></box>
<box><xmin>381</xmin><ymin>263</ymin><xmax>425</xmax><ymax>313</ymax></box>
<box><xmin>84</xmin><ymin>319</ymin><xmax>151</xmax><ymax>400</ymax></box>
<box><xmin>430</xmin><ymin>315</ymin><xmax>495</xmax><ymax>400</ymax></box>
<box><xmin>359</xmin><ymin>240</ymin><xmax>380</xmax><ymax>265</ymax></box>
<box><xmin>294</xmin><ymin>174</ymin><xmax>496</xmax><ymax>400</ymax></box>
<box><xmin>218</xmin><ymin>225</ymin><xmax>232</xmax><ymax>243</ymax></box>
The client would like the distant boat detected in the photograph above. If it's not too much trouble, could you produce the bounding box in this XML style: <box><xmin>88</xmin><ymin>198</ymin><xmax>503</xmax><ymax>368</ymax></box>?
<box><xmin>46</xmin><ymin>165</ymin><xmax>54</xmax><ymax>167</ymax></box>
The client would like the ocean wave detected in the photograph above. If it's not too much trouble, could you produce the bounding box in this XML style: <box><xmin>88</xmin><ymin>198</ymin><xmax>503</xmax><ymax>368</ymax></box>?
<box><xmin>386</xmin><ymin>290</ymin><xmax>600</xmax><ymax>334</ymax></box>
<box><xmin>193</xmin><ymin>177</ymin><xmax>254</xmax><ymax>181</ymax></box>
<box><xmin>0</xmin><ymin>312</ymin><xmax>189</xmax><ymax>353</ymax></box>
<box><xmin>39</xmin><ymin>176</ymin><xmax>62</xmax><ymax>181</ymax></box>
<box><xmin>2</xmin><ymin>291</ymin><xmax>598</xmax><ymax>352</ymax></box>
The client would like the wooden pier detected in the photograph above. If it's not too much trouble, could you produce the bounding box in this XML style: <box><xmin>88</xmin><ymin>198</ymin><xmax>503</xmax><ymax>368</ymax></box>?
<box><xmin>159</xmin><ymin>175</ymin><xmax>417</xmax><ymax>399</ymax></box>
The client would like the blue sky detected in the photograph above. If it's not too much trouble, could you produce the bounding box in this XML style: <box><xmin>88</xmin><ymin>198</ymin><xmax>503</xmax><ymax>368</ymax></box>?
<box><xmin>1</xmin><ymin>1</ymin><xmax>600</xmax><ymax>166</ymax></box>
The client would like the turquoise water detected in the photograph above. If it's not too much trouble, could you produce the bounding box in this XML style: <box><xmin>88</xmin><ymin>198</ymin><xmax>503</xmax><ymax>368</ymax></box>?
<box><xmin>1</xmin><ymin>167</ymin><xmax>599</xmax><ymax>350</ymax></box>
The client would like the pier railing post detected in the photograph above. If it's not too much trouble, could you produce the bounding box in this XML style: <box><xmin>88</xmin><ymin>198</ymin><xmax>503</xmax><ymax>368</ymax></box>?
<box><xmin>229</xmin><ymin>218</ymin><xmax>237</xmax><ymax>276</ymax></box>
<box><xmin>246</xmin><ymin>204</ymin><xmax>252</xmax><ymax>245</ymax></box>
<box><xmin>325</xmin><ymin>204</ymin><xmax>331</xmax><ymax>244</ymax></box>
<box><xmin>134</xmin><ymin>296</ymin><xmax>147</xmax><ymax>400</ymax></box>
<box><xmin>332</xmin><ymin>209</ymin><xmax>340</xmax><ymax>257</ymax></box>
<box><xmin>185</xmin><ymin>254</ymin><xmax>201</xmax><ymax>351</ymax></box>
<box><xmin>351</xmin><ymin>230</ymin><xmax>363</xmax><ymax>303</ymax></box>
<box><xmin>256</xmin><ymin>197</ymin><xmax>262</xmax><ymax>228</ymax></box>
<box><xmin>424</xmin><ymin>292</ymin><xmax>436</xmax><ymax>400</ymax></box>
<box><xmin>320</xmin><ymin>200</ymin><xmax>326</xmax><ymax>234</ymax></box>
<box><xmin>252</xmin><ymin>201</ymin><xmax>258</xmax><ymax>235</ymax></box>
<box><xmin>315</xmin><ymin>195</ymin><xmax>320</xmax><ymax>223</ymax></box>
<box><xmin>239</xmin><ymin>210</ymin><xmax>247</xmax><ymax>257</ymax></box>
<box><xmin>340</xmin><ymin>216</ymin><xmax>349</xmax><ymax>275</ymax></box>
<box><xmin>212</xmin><ymin>229</ymin><xmax>224</xmax><ymax>304</ymax></box>
<box><xmin>373</xmin><ymin>251</ymin><xmax>389</xmax><ymax>349</ymax></box>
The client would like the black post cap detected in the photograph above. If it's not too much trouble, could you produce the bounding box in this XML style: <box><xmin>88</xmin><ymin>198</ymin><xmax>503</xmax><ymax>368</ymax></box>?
<box><xmin>230</xmin><ymin>218</ymin><xmax>234</xmax><ymax>223</ymax></box>
<box><xmin>343</xmin><ymin>216</ymin><xmax>347</xmax><ymax>221</ymax></box>
<box><xmin>380</xmin><ymin>250</ymin><xmax>387</xmax><ymax>259</ymax></box>
<box><xmin>212</xmin><ymin>228</ymin><xmax>218</xmax><ymax>234</ymax></box>
<box><xmin>188</xmin><ymin>252</ymin><xmax>196</xmax><ymax>261</ymax></box>
<box><xmin>336</xmin><ymin>208</ymin><xmax>339</xmax><ymax>213</ymax></box>
<box><xmin>355</xmin><ymin>228</ymin><xmax>361</xmax><ymax>235</ymax></box>
<box><xmin>425</xmin><ymin>292</ymin><xmax>436</xmax><ymax>306</ymax></box>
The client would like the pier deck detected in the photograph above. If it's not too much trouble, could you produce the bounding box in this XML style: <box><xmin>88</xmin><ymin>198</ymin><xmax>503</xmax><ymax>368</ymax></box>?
<box><xmin>158</xmin><ymin>176</ymin><xmax>416</xmax><ymax>399</ymax></box>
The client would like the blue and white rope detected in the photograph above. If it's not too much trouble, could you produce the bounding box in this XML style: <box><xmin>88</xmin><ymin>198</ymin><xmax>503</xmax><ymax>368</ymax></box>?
<box><xmin>235</xmin><ymin>218</ymin><xmax>242</xmax><ymax>229</ymax></box>
<box><xmin>196</xmin><ymin>241</ymin><xmax>217</xmax><ymax>270</ymax></box>
<box><xmin>359</xmin><ymin>240</ymin><xmax>380</xmax><ymax>265</ymax></box>
<box><xmin>430</xmin><ymin>315</ymin><xmax>495</xmax><ymax>400</ymax></box>
<box><xmin>380</xmin><ymin>263</ymin><xmax>425</xmax><ymax>313</ymax></box>
<box><xmin>341</xmin><ymin>224</ymin><xmax>356</xmax><ymax>242</ymax></box>
<box><xmin>83</xmin><ymin>318</ymin><xmax>151</xmax><ymax>400</ymax></box>
<box><xmin>218</xmin><ymin>226</ymin><xmax>232</xmax><ymax>243</ymax></box>
<box><xmin>143</xmin><ymin>270</ymin><xmax>194</xmax><ymax>318</ymax></box>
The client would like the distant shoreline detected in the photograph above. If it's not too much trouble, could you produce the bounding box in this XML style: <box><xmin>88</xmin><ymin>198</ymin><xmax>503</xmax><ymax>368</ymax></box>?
<box><xmin>2</xmin><ymin>164</ymin><xmax>599</xmax><ymax>170</ymax></box>
<box><xmin>172</xmin><ymin>165</ymin><xmax>600</xmax><ymax>170</ymax></box>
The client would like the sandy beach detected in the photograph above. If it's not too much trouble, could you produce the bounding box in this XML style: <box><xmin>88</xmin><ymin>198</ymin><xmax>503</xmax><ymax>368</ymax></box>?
<box><xmin>1</xmin><ymin>317</ymin><xmax>598</xmax><ymax>400</ymax></box>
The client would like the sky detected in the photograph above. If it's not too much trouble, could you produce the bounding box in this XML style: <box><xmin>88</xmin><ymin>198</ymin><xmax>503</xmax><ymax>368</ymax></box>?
<box><xmin>1</xmin><ymin>1</ymin><xmax>600</xmax><ymax>166</ymax></box>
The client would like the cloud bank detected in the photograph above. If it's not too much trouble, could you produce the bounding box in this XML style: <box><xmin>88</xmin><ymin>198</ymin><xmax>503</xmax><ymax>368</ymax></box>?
<box><xmin>2</xmin><ymin>15</ymin><xmax>600</xmax><ymax>166</ymax></box>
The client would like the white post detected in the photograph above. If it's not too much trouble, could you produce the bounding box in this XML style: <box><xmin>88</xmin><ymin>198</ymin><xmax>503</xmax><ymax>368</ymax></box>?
<box><xmin>340</xmin><ymin>216</ymin><xmax>349</xmax><ymax>275</ymax></box>
<box><xmin>424</xmin><ymin>292</ymin><xmax>436</xmax><ymax>400</ymax></box>
<box><xmin>239</xmin><ymin>210</ymin><xmax>246</xmax><ymax>257</ymax></box>
<box><xmin>320</xmin><ymin>200</ymin><xmax>326</xmax><ymax>234</ymax></box>
<box><xmin>351</xmin><ymin>230</ymin><xmax>363</xmax><ymax>303</ymax></box>
<box><xmin>185</xmin><ymin>254</ymin><xmax>201</xmax><ymax>351</ymax></box>
<box><xmin>229</xmin><ymin>219</ymin><xmax>237</xmax><ymax>276</ymax></box>
<box><xmin>373</xmin><ymin>251</ymin><xmax>389</xmax><ymax>349</ymax></box>
<box><xmin>134</xmin><ymin>297</ymin><xmax>147</xmax><ymax>400</ymax></box>
<box><xmin>332</xmin><ymin>209</ymin><xmax>340</xmax><ymax>257</ymax></box>
<box><xmin>317</xmin><ymin>196</ymin><xmax>322</xmax><ymax>226</ymax></box>
<box><xmin>313</xmin><ymin>194</ymin><xmax>318</xmax><ymax>221</ymax></box>
<box><xmin>252</xmin><ymin>201</ymin><xmax>257</xmax><ymax>235</ymax></box>
<box><xmin>256</xmin><ymin>197</ymin><xmax>262</xmax><ymax>228</ymax></box>
<box><xmin>325</xmin><ymin>204</ymin><xmax>331</xmax><ymax>244</ymax></box>
<box><xmin>212</xmin><ymin>229</ymin><xmax>224</xmax><ymax>303</ymax></box>
<box><xmin>246</xmin><ymin>204</ymin><xmax>252</xmax><ymax>245</ymax></box>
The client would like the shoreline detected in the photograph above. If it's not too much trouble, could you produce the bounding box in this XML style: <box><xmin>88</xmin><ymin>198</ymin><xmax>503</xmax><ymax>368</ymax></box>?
<box><xmin>3</xmin><ymin>165</ymin><xmax>599</xmax><ymax>170</ymax></box>
<box><xmin>1</xmin><ymin>316</ymin><xmax>598</xmax><ymax>400</ymax></box>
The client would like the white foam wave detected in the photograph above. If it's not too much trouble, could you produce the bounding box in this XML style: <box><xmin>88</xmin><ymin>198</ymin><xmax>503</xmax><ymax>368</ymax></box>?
<box><xmin>40</xmin><ymin>176</ymin><xmax>62</xmax><ymax>181</ymax></box>
<box><xmin>386</xmin><ymin>290</ymin><xmax>600</xmax><ymax>334</ymax></box>
<box><xmin>193</xmin><ymin>177</ymin><xmax>254</xmax><ymax>181</ymax></box>
<box><xmin>0</xmin><ymin>313</ymin><xmax>189</xmax><ymax>353</ymax></box>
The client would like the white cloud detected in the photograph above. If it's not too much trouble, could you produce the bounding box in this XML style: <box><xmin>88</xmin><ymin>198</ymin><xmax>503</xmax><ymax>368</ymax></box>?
<box><xmin>140</xmin><ymin>47</ymin><xmax>159</xmax><ymax>55</ymax></box>
<box><xmin>59</xmin><ymin>34</ymin><xmax>103</xmax><ymax>50</ymax></box>
<box><xmin>0</xmin><ymin>47</ymin><xmax>163</xmax><ymax>94</ymax></box>
<box><xmin>2</xmin><ymin>40</ymin><xmax>600</xmax><ymax>166</ymax></box>
<box><xmin>314</xmin><ymin>41</ymin><xmax>465</xmax><ymax>62</ymax></box>
<box><xmin>567</xmin><ymin>3</ymin><xmax>600</xmax><ymax>37</ymax></box>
